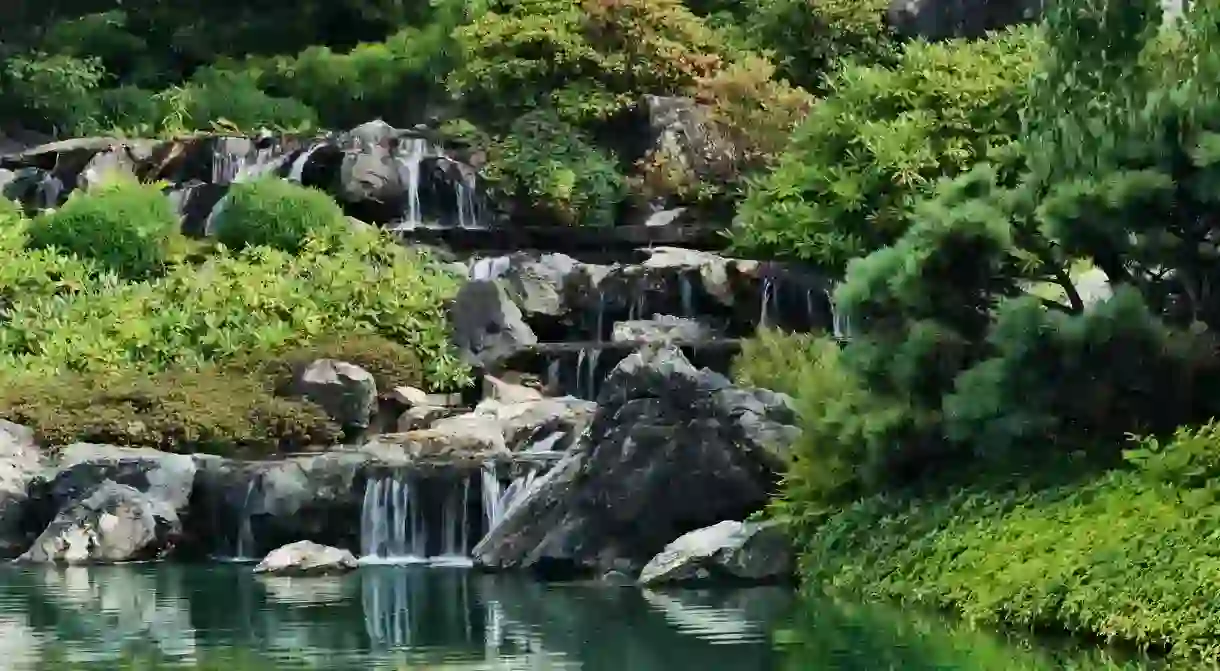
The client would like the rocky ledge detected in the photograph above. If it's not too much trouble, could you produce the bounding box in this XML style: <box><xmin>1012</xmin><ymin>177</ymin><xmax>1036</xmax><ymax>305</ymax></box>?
<box><xmin>0</xmin><ymin>345</ymin><xmax>796</xmax><ymax>585</ymax></box>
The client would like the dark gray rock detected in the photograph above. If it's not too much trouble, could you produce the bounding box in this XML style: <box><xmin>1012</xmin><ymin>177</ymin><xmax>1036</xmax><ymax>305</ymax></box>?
<box><xmin>887</xmin><ymin>0</ymin><xmax>1042</xmax><ymax>40</ymax></box>
<box><xmin>450</xmin><ymin>279</ymin><xmax>537</xmax><ymax>365</ymax></box>
<box><xmin>18</xmin><ymin>481</ymin><xmax>181</xmax><ymax>564</ymax></box>
<box><xmin>638</xmin><ymin>520</ymin><xmax>794</xmax><ymax>585</ymax></box>
<box><xmin>472</xmin><ymin>345</ymin><xmax>798</xmax><ymax>576</ymax></box>
<box><xmin>290</xmin><ymin>359</ymin><xmax>377</xmax><ymax>430</ymax></box>
<box><xmin>641</xmin><ymin>96</ymin><xmax>737</xmax><ymax>203</ymax></box>
<box><xmin>76</xmin><ymin>147</ymin><xmax>139</xmax><ymax>191</ymax></box>
<box><xmin>30</xmin><ymin>445</ymin><xmax>196</xmax><ymax>521</ymax></box>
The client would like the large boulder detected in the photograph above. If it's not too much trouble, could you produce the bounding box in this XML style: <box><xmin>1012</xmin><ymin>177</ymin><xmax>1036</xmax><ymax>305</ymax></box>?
<box><xmin>450</xmin><ymin>279</ymin><xmax>538</xmax><ymax>365</ymax></box>
<box><xmin>18</xmin><ymin>481</ymin><xmax>181</xmax><ymax>564</ymax></box>
<box><xmin>290</xmin><ymin>359</ymin><xmax>378</xmax><ymax>430</ymax></box>
<box><xmin>254</xmin><ymin>540</ymin><xmax>359</xmax><ymax>576</ymax></box>
<box><xmin>0</xmin><ymin>421</ymin><xmax>42</xmax><ymax>557</ymax></box>
<box><xmin>638</xmin><ymin>520</ymin><xmax>794</xmax><ymax>586</ymax></box>
<box><xmin>472</xmin><ymin>345</ymin><xmax>798</xmax><ymax>576</ymax></box>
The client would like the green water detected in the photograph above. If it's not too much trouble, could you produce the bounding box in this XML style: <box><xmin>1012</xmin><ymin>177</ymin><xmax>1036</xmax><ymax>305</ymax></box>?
<box><xmin>0</xmin><ymin>564</ymin><xmax>1164</xmax><ymax>670</ymax></box>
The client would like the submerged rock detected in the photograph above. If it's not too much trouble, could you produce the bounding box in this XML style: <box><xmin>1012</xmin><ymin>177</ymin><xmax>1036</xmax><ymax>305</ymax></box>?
<box><xmin>254</xmin><ymin>540</ymin><xmax>359</xmax><ymax>576</ymax></box>
<box><xmin>18</xmin><ymin>481</ymin><xmax>181</xmax><ymax>564</ymax></box>
<box><xmin>638</xmin><ymin>520</ymin><xmax>794</xmax><ymax>586</ymax></box>
<box><xmin>472</xmin><ymin>345</ymin><xmax>798</xmax><ymax>576</ymax></box>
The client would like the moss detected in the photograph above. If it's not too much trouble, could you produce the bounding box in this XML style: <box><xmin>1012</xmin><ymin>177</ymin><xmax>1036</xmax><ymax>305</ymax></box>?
<box><xmin>0</xmin><ymin>366</ymin><xmax>341</xmax><ymax>455</ymax></box>
<box><xmin>253</xmin><ymin>334</ymin><xmax>429</xmax><ymax>395</ymax></box>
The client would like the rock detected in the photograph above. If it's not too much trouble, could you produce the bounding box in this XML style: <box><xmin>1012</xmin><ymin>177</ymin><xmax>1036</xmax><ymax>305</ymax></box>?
<box><xmin>33</xmin><ymin>444</ymin><xmax>196</xmax><ymax>518</ymax></box>
<box><xmin>76</xmin><ymin>146</ymin><xmax>139</xmax><ymax>191</ymax></box>
<box><xmin>450</xmin><ymin>280</ymin><xmax>537</xmax><ymax>365</ymax></box>
<box><xmin>0</xmin><ymin>421</ymin><xmax>41</xmax><ymax>557</ymax></box>
<box><xmin>611</xmin><ymin>315</ymin><xmax>714</xmax><ymax>343</ymax></box>
<box><xmin>473</xmin><ymin>397</ymin><xmax>597</xmax><ymax>452</ymax></box>
<box><xmin>18</xmin><ymin>481</ymin><xmax>181</xmax><ymax>564</ymax></box>
<box><xmin>641</xmin><ymin>246</ymin><xmax>746</xmax><ymax>308</ymax></box>
<box><xmin>395</xmin><ymin>405</ymin><xmax>460</xmax><ymax>431</ymax></box>
<box><xmin>388</xmin><ymin>385</ymin><xmax>430</xmax><ymax>408</ymax></box>
<box><xmin>291</xmin><ymin>359</ymin><xmax>377</xmax><ymax>430</ymax></box>
<box><xmin>188</xmin><ymin>451</ymin><xmax>369</xmax><ymax>558</ymax></box>
<box><xmin>366</xmin><ymin>412</ymin><xmax>509</xmax><ymax>464</ymax></box>
<box><xmin>253</xmin><ymin>540</ymin><xmax>359</xmax><ymax>576</ymax></box>
<box><xmin>887</xmin><ymin>0</ymin><xmax>1041</xmax><ymax>40</ymax></box>
<box><xmin>483</xmin><ymin>375</ymin><xmax>545</xmax><ymax>404</ymax></box>
<box><xmin>640</xmin><ymin>96</ymin><xmax>736</xmax><ymax>204</ymax></box>
<box><xmin>501</xmin><ymin>253</ymin><xmax>581</xmax><ymax>317</ymax></box>
<box><xmin>638</xmin><ymin>520</ymin><xmax>793</xmax><ymax>586</ymax></box>
<box><xmin>473</xmin><ymin>345</ymin><xmax>798</xmax><ymax>575</ymax></box>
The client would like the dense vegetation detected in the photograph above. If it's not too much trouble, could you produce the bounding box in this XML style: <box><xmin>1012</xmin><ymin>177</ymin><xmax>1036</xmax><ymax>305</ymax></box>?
<box><xmin>0</xmin><ymin>178</ymin><xmax>467</xmax><ymax>453</ymax></box>
<box><xmin>729</xmin><ymin>0</ymin><xmax>1220</xmax><ymax>663</ymax></box>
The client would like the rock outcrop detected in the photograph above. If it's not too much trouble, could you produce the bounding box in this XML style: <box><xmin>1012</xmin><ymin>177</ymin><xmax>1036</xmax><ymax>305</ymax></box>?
<box><xmin>254</xmin><ymin>540</ymin><xmax>359</xmax><ymax>575</ymax></box>
<box><xmin>18</xmin><ymin>481</ymin><xmax>181</xmax><ymax>563</ymax></box>
<box><xmin>0</xmin><ymin>422</ymin><xmax>42</xmax><ymax>557</ymax></box>
<box><xmin>638</xmin><ymin>520</ymin><xmax>794</xmax><ymax>586</ymax></box>
<box><xmin>289</xmin><ymin>359</ymin><xmax>378</xmax><ymax>430</ymax></box>
<box><xmin>472</xmin><ymin>345</ymin><xmax>799</xmax><ymax>576</ymax></box>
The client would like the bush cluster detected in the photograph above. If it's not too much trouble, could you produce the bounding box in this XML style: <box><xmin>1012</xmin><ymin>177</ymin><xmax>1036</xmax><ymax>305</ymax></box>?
<box><xmin>0</xmin><ymin>179</ymin><xmax>468</xmax><ymax>453</ymax></box>
<box><xmin>801</xmin><ymin>424</ymin><xmax>1220</xmax><ymax>662</ymax></box>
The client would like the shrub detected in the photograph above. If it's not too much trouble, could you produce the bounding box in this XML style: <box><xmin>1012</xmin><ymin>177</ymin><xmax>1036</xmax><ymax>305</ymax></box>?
<box><xmin>25</xmin><ymin>178</ymin><xmax>181</xmax><ymax>279</ymax></box>
<box><xmin>800</xmin><ymin>451</ymin><xmax>1220</xmax><ymax>662</ymax></box>
<box><xmin>254</xmin><ymin>334</ymin><xmax>428</xmax><ymax>395</ymax></box>
<box><xmin>212</xmin><ymin>179</ymin><xmax>348</xmax><ymax>253</ymax></box>
<box><xmin>0</xmin><ymin>366</ymin><xmax>341</xmax><ymax>455</ymax></box>
<box><xmin>733</xmin><ymin>329</ymin><xmax>919</xmax><ymax>527</ymax></box>
<box><xmin>0</xmin><ymin>225</ymin><xmax>470</xmax><ymax>390</ymax></box>
<box><xmin>731</xmin><ymin>29</ymin><xmax>1038</xmax><ymax>271</ymax></box>
<box><xmin>484</xmin><ymin>110</ymin><xmax>626</xmax><ymax>227</ymax></box>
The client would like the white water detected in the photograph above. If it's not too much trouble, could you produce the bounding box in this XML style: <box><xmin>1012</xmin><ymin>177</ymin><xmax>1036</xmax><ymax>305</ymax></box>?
<box><xmin>286</xmin><ymin>144</ymin><xmax>324</xmax><ymax>183</ymax></box>
<box><xmin>360</xmin><ymin>476</ymin><xmax>429</xmax><ymax>563</ymax></box>
<box><xmin>394</xmin><ymin>137</ymin><xmax>429</xmax><ymax>228</ymax></box>
<box><xmin>469</xmin><ymin>255</ymin><xmax>512</xmax><ymax>281</ymax></box>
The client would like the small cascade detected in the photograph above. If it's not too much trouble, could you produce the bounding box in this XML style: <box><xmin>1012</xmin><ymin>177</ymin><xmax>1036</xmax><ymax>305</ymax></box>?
<box><xmin>759</xmin><ymin>277</ymin><xmax>778</xmax><ymax>329</ymax></box>
<box><xmin>478</xmin><ymin>461</ymin><xmax>546</xmax><ymax>542</ymax></box>
<box><xmin>286</xmin><ymin>143</ymin><xmax>324</xmax><ymax>183</ymax></box>
<box><xmin>480</xmin><ymin>463</ymin><xmax>504</xmax><ymax>533</ymax></box>
<box><xmin>680</xmin><ymin>274</ymin><xmax>695</xmax><ymax>317</ymax></box>
<box><xmin>469</xmin><ymin>255</ymin><xmax>512</xmax><ymax>281</ymax></box>
<box><xmin>826</xmin><ymin>288</ymin><xmax>852</xmax><ymax>339</ymax></box>
<box><xmin>453</xmin><ymin>163</ymin><xmax>483</xmax><ymax>229</ymax></box>
<box><xmin>360</xmin><ymin>470</ymin><xmax>491</xmax><ymax>565</ymax></box>
<box><xmin>231</xmin><ymin>474</ymin><xmax>262</xmax><ymax>561</ymax></box>
<box><xmin>395</xmin><ymin>137</ymin><xmax>430</xmax><ymax>227</ymax></box>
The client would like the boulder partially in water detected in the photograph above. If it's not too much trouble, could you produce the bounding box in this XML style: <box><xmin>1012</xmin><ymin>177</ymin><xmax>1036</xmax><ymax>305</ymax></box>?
<box><xmin>18</xmin><ymin>481</ymin><xmax>181</xmax><ymax>563</ymax></box>
<box><xmin>638</xmin><ymin>520</ymin><xmax>794</xmax><ymax>586</ymax></box>
<box><xmin>254</xmin><ymin>540</ymin><xmax>359</xmax><ymax>576</ymax></box>
<box><xmin>472</xmin><ymin>345</ymin><xmax>798</xmax><ymax>576</ymax></box>
<box><xmin>0</xmin><ymin>421</ymin><xmax>42</xmax><ymax>558</ymax></box>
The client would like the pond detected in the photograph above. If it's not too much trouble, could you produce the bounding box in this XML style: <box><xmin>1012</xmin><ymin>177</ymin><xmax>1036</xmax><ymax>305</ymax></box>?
<box><xmin>0</xmin><ymin>564</ymin><xmax>1164</xmax><ymax>670</ymax></box>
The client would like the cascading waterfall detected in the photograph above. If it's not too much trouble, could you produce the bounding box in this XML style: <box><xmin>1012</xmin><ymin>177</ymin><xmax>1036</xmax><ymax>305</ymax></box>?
<box><xmin>825</xmin><ymin>288</ymin><xmax>852</xmax><ymax>339</ymax></box>
<box><xmin>395</xmin><ymin>137</ymin><xmax>429</xmax><ymax>227</ymax></box>
<box><xmin>232</xmin><ymin>474</ymin><xmax>262</xmax><ymax>561</ymax></box>
<box><xmin>680</xmin><ymin>274</ymin><xmax>695</xmax><ymax>317</ymax></box>
<box><xmin>286</xmin><ymin>143</ymin><xmax>324</xmax><ymax>183</ymax></box>
<box><xmin>361</xmin><ymin>476</ymin><xmax>428</xmax><ymax>562</ymax></box>
<box><xmin>759</xmin><ymin>277</ymin><xmax>775</xmax><ymax>328</ymax></box>
<box><xmin>439</xmin><ymin>478</ymin><xmax>471</xmax><ymax>562</ymax></box>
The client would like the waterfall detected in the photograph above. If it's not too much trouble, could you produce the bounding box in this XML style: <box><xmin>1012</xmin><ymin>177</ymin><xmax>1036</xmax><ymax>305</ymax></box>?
<box><xmin>360</xmin><ymin>471</ymin><xmax>494</xmax><ymax>565</ymax></box>
<box><xmin>395</xmin><ymin>137</ymin><xmax>429</xmax><ymax>227</ymax></box>
<box><xmin>826</xmin><ymin>288</ymin><xmax>852</xmax><ymax>339</ymax></box>
<box><xmin>478</xmin><ymin>462</ymin><xmax>546</xmax><ymax>543</ymax></box>
<box><xmin>469</xmin><ymin>255</ymin><xmax>512</xmax><ymax>281</ymax></box>
<box><xmin>574</xmin><ymin>348</ymin><xmax>601</xmax><ymax>400</ymax></box>
<box><xmin>680</xmin><ymin>274</ymin><xmax>694</xmax><ymax>317</ymax></box>
<box><xmin>286</xmin><ymin>143</ymin><xmax>324</xmax><ymax>183</ymax></box>
<box><xmin>233</xmin><ymin>475</ymin><xmax>261</xmax><ymax>561</ymax></box>
<box><xmin>759</xmin><ymin>277</ymin><xmax>777</xmax><ymax>328</ymax></box>
<box><xmin>455</xmin><ymin>167</ymin><xmax>482</xmax><ymax>229</ymax></box>
<box><xmin>480</xmin><ymin>463</ymin><xmax>504</xmax><ymax>533</ymax></box>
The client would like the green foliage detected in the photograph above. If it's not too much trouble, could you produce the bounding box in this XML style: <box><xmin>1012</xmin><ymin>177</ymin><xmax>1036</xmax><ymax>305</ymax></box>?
<box><xmin>731</xmin><ymin>29</ymin><xmax>1038</xmax><ymax>270</ymax></box>
<box><xmin>801</xmin><ymin>452</ymin><xmax>1220</xmax><ymax>662</ymax></box>
<box><xmin>212</xmin><ymin>179</ymin><xmax>349</xmax><ymax>253</ymax></box>
<box><xmin>0</xmin><ymin>366</ymin><xmax>341</xmax><ymax>454</ymax></box>
<box><xmin>484</xmin><ymin>110</ymin><xmax>626</xmax><ymax>227</ymax></box>
<box><xmin>255</xmin><ymin>334</ymin><xmax>428</xmax><ymax>395</ymax></box>
<box><xmin>0</xmin><ymin>212</ymin><xmax>469</xmax><ymax>390</ymax></box>
<box><xmin>746</xmin><ymin>0</ymin><xmax>898</xmax><ymax>91</ymax></box>
<box><xmin>25</xmin><ymin>178</ymin><xmax>181</xmax><ymax>279</ymax></box>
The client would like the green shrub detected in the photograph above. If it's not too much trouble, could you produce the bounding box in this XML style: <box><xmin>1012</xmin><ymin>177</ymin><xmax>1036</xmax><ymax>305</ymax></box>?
<box><xmin>25</xmin><ymin>178</ymin><xmax>181</xmax><ymax>279</ymax></box>
<box><xmin>254</xmin><ymin>334</ymin><xmax>428</xmax><ymax>395</ymax></box>
<box><xmin>0</xmin><ymin>224</ymin><xmax>470</xmax><ymax>390</ymax></box>
<box><xmin>484</xmin><ymin>110</ymin><xmax>626</xmax><ymax>227</ymax></box>
<box><xmin>801</xmin><ymin>439</ymin><xmax>1220</xmax><ymax>662</ymax></box>
<box><xmin>731</xmin><ymin>29</ymin><xmax>1038</xmax><ymax>271</ymax></box>
<box><xmin>212</xmin><ymin>179</ymin><xmax>348</xmax><ymax>253</ymax></box>
<box><xmin>0</xmin><ymin>366</ymin><xmax>341</xmax><ymax>454</ymax></box>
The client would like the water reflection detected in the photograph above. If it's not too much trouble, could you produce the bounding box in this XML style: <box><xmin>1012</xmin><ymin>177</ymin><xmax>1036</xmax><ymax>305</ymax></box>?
<box><xmin>0</xmin><ymin>564</ymin><xmax>1172</xmax><ymax>670</ymax></box>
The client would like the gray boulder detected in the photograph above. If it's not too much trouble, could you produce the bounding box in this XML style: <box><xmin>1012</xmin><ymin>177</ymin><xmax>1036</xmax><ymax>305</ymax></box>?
<box><xmin>611</xmin><ymin>315</ymin><xmax>714</xmax><ymax>343</ymax></box>
<box><xmin>638</xmin><ymin>520</ymin><xmax>794</xmax><ymax>586</ymax></box>
<box><xmin>473</xmin><ymin>345</ymin><xmax>798</xmax><ymax>575</ymax></box>
<box><xmin>291</xmin><ymin>359</ymin><xmax>377</xmax><ymax>430</ymax></box>
<box><xmin>0</xmin><ymin>421</ymin><xmax>41</xmax><ymax>557</ymax></box>
<box><xmin>450</xmin><ymin>279</ymin><xmax>538</xmax><ymax>365</ymax></box>
<box><xmin>18</xmin><ymin>481</ymin><xmax>180</xmax><ymax>563</ymax></box>
<box><xmin>254</xmin><ymin>540</ymin><xmax>359</xmax><ymax>576</ymax></box>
